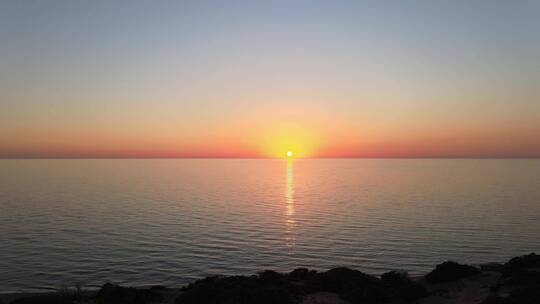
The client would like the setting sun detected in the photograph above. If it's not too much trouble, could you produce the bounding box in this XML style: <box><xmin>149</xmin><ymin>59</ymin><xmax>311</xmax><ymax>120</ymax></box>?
<box><xmin>1</xmin><ymin>1</ymin><xmax>540</xmax><ymax>299</ymax></box>
<box><xmin>256</xmin><ymin>124</ymin><xmax>319</xmax><ymax>158</ymax></box>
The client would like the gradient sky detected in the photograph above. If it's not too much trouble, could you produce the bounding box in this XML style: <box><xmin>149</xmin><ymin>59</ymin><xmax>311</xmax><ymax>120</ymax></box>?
<box><xmin>1</xmin><ymin>0</ymin><xmax>539</xmax><ymax>158</ymax></box>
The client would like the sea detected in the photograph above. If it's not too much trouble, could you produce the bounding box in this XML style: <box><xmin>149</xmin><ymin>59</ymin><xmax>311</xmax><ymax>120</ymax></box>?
<box><xmin>1</xmin><ymin>159</ymin><xmax>539</xmax><ymax>292</ymax></box>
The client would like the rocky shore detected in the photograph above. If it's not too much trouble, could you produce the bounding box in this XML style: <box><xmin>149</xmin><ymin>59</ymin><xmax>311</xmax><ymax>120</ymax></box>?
<box><xmin>2</xmin><ymin>253</ymin><xmax>539</xmax><ymax>304</ymax></box>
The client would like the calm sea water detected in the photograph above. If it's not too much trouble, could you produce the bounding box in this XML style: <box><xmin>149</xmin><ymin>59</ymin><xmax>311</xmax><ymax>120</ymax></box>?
<box><xmin>1</xmin><ymin>159</ymin><xmax>540</xmax><ymax>292</ymax></box>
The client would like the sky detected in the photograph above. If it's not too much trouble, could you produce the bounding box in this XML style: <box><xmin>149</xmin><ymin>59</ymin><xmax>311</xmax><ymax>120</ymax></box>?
<box><xmin>1</xmin><ymin>0</ymin><xmax>539</xmax><ymax>158</ymax></box>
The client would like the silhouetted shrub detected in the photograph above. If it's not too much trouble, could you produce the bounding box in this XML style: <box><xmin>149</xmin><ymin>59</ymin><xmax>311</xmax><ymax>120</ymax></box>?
<box><xmin>306</xmin><ymin>267</ymin><xmax>385</xmax><ymax>303</ymax></box>
<box><xmin>11</xmin><ymin>295</ymin><xmax>70</xmax><ymax>304</ymax></box>
<box><xmin>503</xmin><ymin>253</ymin><xmax>540</xmax><ymax>277</ymax></box>
<box><xmin>503</xmin><ymin>269</ymin><xmax>540</xmax><ymax>287</ymax></box>
<box><xmin>481</xmin><ymin>254</ymin><xmax>540</xmax><ymax>304</ymax></box>
<box><xmin>480</xmin><ymin>296</ymin><xmax>510</xmax><ymax>304</ymax></box>
<box><xmin>507</xmin><ymin>286</ymin><xmax>540</xmax><ymax>304</ymax></box>
<box><xmin>425</xmin><ymin>261</ymin><xmax>480</xmax><ymax>283</ymax></box>
<box><xmin>58</xmin><ymin>283</ymin><xmax>89</xmax><ymax>302</ymax></box>
<box><xmin>288</xmin><ymin>268</ymin><xmax>316</xmax><ymax>281</ymax></box>
<box><xmin>150</xmin><ymin>285</ymin><xmax>166</xmax><ymax>290</ymax></box>
<box><xmin>381</xmin><ymin>271</ymin><xmax>428</xmax><ymax>302</ymax></box>
<box><xmin>481</xmin><ymin>286</ymin><xmax>540</xmax><ymax>304</ymax></box>
<box><xmin>258</xmin><ymin>270</ymin><xmax>286</xmax><ymax>284</ymax></box>
<box><xmin>176</xmin><ymin>273</ymin><xmax>300</xmax><ymax>304</ymax></box>
<box><xmin>96</xmin><ymin>283</ymin><xmax>161</xmax><ymax>304</ymax></box>
<box><xmin>176</xmin><ymin>266</ymin><xmax>431</xmax><ymax>304</ymax></box>
<box><xmin>480</xmin><ymin>263</ymin><xmax>504</xmax><ymax>272</ymax></box>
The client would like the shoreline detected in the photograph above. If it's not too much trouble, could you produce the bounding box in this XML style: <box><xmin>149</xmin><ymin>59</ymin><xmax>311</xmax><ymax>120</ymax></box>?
<box><xmin>1</xmin><ymin>253</ymin><xmax>539</xmax><ymax>304</ymax></box>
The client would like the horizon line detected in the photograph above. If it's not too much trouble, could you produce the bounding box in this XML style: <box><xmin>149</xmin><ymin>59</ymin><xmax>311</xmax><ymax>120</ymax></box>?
<box><xmin>1</xmin><ymin>156</ymin><xmax>539</xmax><ymax>160</ymax></box>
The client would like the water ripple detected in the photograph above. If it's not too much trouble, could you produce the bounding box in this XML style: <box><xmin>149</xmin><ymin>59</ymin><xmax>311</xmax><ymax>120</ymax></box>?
<box><xmin>1</xmin><ymin>159</ymin><xmax>540</xmax><ymax>291</ymax></box>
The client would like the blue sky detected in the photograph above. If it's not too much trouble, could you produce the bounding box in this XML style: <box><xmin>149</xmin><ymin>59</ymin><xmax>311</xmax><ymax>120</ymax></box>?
<box><xmin>1</xmin><ymin>0</ymin><xmax>539</xmax><ymax>157</ymax></box>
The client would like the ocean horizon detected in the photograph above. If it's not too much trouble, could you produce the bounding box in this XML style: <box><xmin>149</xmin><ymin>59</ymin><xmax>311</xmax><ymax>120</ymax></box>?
<box><xmin>2</xmin><ymin>158</ymin><xmax>539</xmax><ymax>292</ymax></box>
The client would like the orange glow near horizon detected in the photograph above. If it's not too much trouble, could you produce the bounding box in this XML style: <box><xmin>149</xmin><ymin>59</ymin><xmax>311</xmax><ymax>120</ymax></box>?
<box><xmin>256</xmin><ymin>124</ymin><xmax>320</xmax><ymax>159</ymax></box>
<box><xmin>2</xmin><ymin>2</ymin><xmax>540</xmax><ymax>159</ymax></box>
<box><xmin>2</xmin><ymin>128</ymin><xmax>540</xmax><ymax>159</ymax></box>
<box><xmin>1</xmin><ymin>107</ymin><xmax>540</xmax><ymax>158</ymax></box>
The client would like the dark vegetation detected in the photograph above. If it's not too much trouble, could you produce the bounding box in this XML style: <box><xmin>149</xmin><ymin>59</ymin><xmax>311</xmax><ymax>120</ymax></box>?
<box><xmin>5</xmin><ymin>253</ymin><xmax>540</xmax><ymax>304</ymax></box>
<box><xmin>11</xmin><ymin>295</ymin><xmax>69</xmax><ymax>304</ymax></box>
<box><xmin>175</xmin><ymin>267</ymin><xmax>427</xmax><ymax>304</ymax></box>
<box><xmin>424</xmin><ymin>261</ymin><xmax>480</xmax><ymax>283</ymax></box>
<box><xmin>8</xmin><ymin>284</ymin><xmax>162</xmax><ymax>304</ymax></box>
<box><xmin>480</xmin><ymin>253</ymin><xmax>540</xmax><ymax>304</ymax></box>
<box><xmin>502</xmin><ymin>252</ymin><xmax>540</xmax><ymax>275</ymax></box>
<box><xmin>96</xmin><ymin>283</ymin><xmax>162</xmax><ymax>304</ymax></box>
<box><xmin>381</xmin><ymin>271</ymin><xmax>428</xmax><ymax>302</ymax></box>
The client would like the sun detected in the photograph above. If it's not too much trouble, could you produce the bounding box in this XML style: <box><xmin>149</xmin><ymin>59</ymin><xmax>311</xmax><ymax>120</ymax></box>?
<box><xmin>287</xmin><ymin>151</ymin><xmax>293</xmax><ymax>158</ymax></box>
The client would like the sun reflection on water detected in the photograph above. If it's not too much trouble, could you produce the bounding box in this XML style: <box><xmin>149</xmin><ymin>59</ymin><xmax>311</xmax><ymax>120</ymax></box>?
<box><xmin>285</xmin><ymin>159</ymin><xmax>296</xmax><ymax>250</ymax></box>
